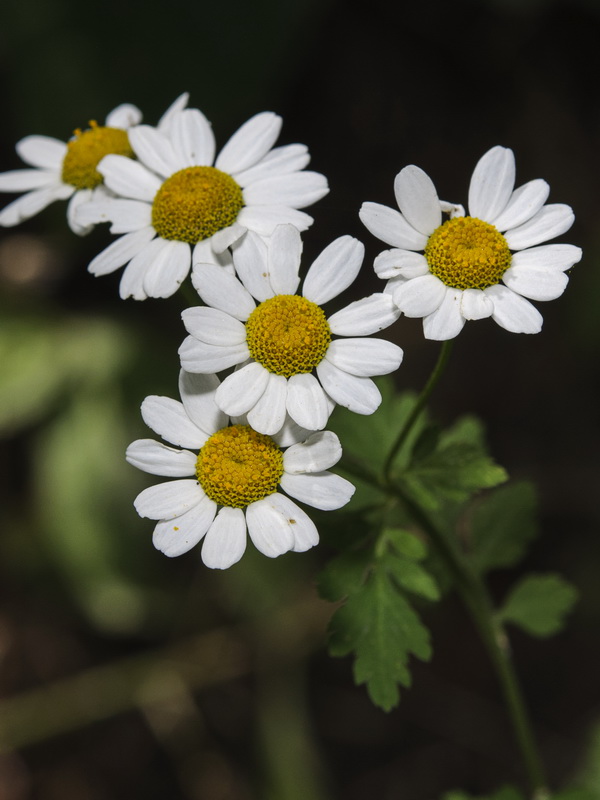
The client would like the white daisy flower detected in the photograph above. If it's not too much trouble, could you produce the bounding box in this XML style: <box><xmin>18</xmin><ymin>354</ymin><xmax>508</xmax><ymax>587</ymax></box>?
<box><xmin>359</xmin><ymin>146</ymin><xmax>582</xmax><ymax>340</ymax></box>
<box><xmin>179</xmin><ymin>224</ymin><xmax>404</xmax><ymax>435</ymax></box>
<box><xmin>0</xmin><ymin>94</ymin><xmax>188</xmax><ymax>235</ymax></box>
<box><xmin>126</xmin><ymin>370</ymin><xmax>354</xmax><ymax>568</ymax></box>
<box><xmin>74</xmin><ymin>109</ymin><xmax>329</xmax><ymax>301</ymax></box>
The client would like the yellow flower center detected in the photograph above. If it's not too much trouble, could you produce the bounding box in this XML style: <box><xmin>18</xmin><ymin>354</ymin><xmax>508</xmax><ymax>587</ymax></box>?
<box><xmin>246</xmin><ymin>295</ymin><xmax>331</xmax><ymax>378</ymax></box>
<box><xmin>61</xmin><ymin>121</ymin><xmax>134</xmax><ymax>190</ymax></box>
<box><xmin>425</xmin><ymin>216</ymin><xmax>512</xmax><ymax>290</ymax></box>
<box><xmin>151</xmin><ymin>166</ymin><xmax>244</xmax><ymax>244</ymax></box>
<box><xmin>196</xmin><ymin>425</ymin><xmax>284</xmax><ymax>508</ymax></box>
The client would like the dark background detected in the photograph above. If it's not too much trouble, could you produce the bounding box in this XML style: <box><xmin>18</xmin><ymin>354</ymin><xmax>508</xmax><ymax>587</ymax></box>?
<box><xmin>0</xmin><ymin>0</ymin><xmax>599</xmax><ymax>797</ymax></box>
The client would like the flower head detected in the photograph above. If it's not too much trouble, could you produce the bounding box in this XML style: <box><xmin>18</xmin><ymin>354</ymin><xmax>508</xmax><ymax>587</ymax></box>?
<box><xmin>74</xmin><ymin>109</ymin><xmax>329</xmax><ymax>300</ymax></box>
<box><xmin>179</xmin><ymin>225</ymin><xmax>404</xmax><ymax>435</ymax></box>
<box><xmin>360</xmin><ymin>146</ymin><xmax>582</xmax><ymax>340</ymax></box>
<box><xmin>126</xmin><ymin>370</ymin><xmax>354</xmax><ymax>569</ymax></box>
<box><xmin>0</xmin><ymin>94</ymin><xmax>188</xmax><ymax>235</ymax></box>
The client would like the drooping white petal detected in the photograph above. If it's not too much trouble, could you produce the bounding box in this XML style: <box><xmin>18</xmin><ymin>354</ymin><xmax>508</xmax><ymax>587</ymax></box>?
<box><xmin>179</xmin><ymin>370</ymin><xmax>226</xmax><ymax>436</ymax></box>
<box><xmin>143</xmin><ymin>239</ymin><xmax>191</xmax><ymax>298</ymax></box>
<box><xmin>169</xmin><ymin>108</ymin><xmax>216</xmax><ymax>168</ymax></box>
<box><xmin>134</xmin><ymin>479</ymin><xmax>203</xmax><ymax>520</ymax></box>
<box><xmin>373</xmin><ymin>248</ymin><xmax>430</xmax><ymax>280</ymax></box>
<box><xmin>286</xmin><ymin>373</ymin><xmax>332</xmax><ymax>431</ymax></box>
<box><xmin>233</xmin><ymin>144</ymin><xmax>310</xmax><ymax>188</ymax></box>
<box><xmin>327</xmin><ymin>293</ymin><xmax>401</xmax><ymax>336</ymax></box>
<box><xmin>152</xmin><ymin>494</ymin><xmax>217</xmax><ymax>557</ymax></box>
<box><xmin>394</xmin><ymin>165</ymin><xmax>441</xmax><ymax>235</ymax></box>
<box><xmin>192</xmin><ymin>263</ymin><xmax>256</xmax><ymax>320</ymax></box>
<box><xmin>0</xmin><ymin>169</ymin><xmax>58</xmax><ymax>191</ymax></box>
<box><xmin>201</xmin><ymin>507</ymin><xmax>247</xmax><ymax>569</ymax></box>
<box><xmin>268</xmin><ymin>224</ymin><xmax>302</xmax><ymax>296</ymax></box>
<box><xmin>215</xmin><ymin>363</ymin><xmax>270</xmax><ymax>417</ymax></box>
<box><xmin>237</xmin><ymin>205</ymin><xmax>313</xmax><ymax>235</ymax></box>
<box><xmin>105</xmin><ymin>103</ymin><xmax>142</xmax><ymax>128</ymax></box>
<box><xmin>491</xmin><ymin>179</ymin><xmax>550</xmax><ymax>231</ymax></box>
<box><xmin>0</xmin><ymin>183</ymin><xmax>74</xmax><ymax>226</ymax></box>
<box><xmin>230</xmin><ymin>231</ymin><xmax>273</xmax><ymax>301</ymax></box>
<box><xmin>88</xmin><ymin>227</ymin><xmax>156</xmax><ymax>276</ymax></box>
<box><xmin>460</xmin><ymin>288</ymin><xmax>494</xmax><ymax>320</ymax></box>
<box><xmin>210</xmin><ymin>222</ymin><xmax>246</xmax><ymax>253</ymax></box>
<box><xmin>16</xmin><ymin>135</ymin><xmax>66</xmax><ymax>169</ymax></box>
<box><xmin>128</xmin><ymin>125</ymin><xmax>181</xmax><ymax>178</ymax></box>
<box><xmin>192</xmin><ymin>239</ymin><xmax>232</xmax><ymax>269</ymax></box>
<box><xmin>141</xmin><ymin>395</ymin><xmax>207</xmax><ymax>448</ymax></box>
<box><xmin>247</xmin><ymin>373</ymin><xmax>288</xmax><ymax>435</ymax></box>
<box><xmin>422</xmin><ymin>288</ymin><xmax>465</xmax><ymax>340</ymax></box>
<box><xmin>271</xmin><ymin>416</ymin><xmax>318</xmax><ymax>449</ymax></box>
<box><xmin>359</xmin><ymin>202</ymin><xmax>428</xmax><ymax>250</ymax></box>
<box><xmin>280</xmin><ymin>471</ymin><xmax>355</xmax><ymax>511</ymax></box>
<box><xmin>485</xmin><ymin>284</ymin><xmax>543</xmax><ymax>333</ymax></box>
<box><xmin>303</xmin><ymin>236</ymin><xmax>364</xmax><ymax>305</ymax></box>
<box><xmin>468</xmin><ymin>146</ymin><xmax>515</xmax><ymax>222</ymax></box>
<box><xmin>501</xmin><ymin>265</ymin><xmax>569</xmax><ymax>301</ymax></box>
<box><xmin>216</xmin><ymin>112</ymin><xmax>282</xmax><ymax>174</ymax></box>
<box><xmin>260</xmin><ymin>492</ymin><xmax>319</xmax><ymax>552</ymax></box>
<box><xmin>99</xmin><ymin>155</ymin><xmax>162</xmax><ymax>202</ymax></box>
<box><xmin>126</xmin><ymin>439</ymin><xmax>197</xmax><ymax>477</ymax></box>
<box><xmin>316</xmin><ymin>360</ymin><xmax>381</xmax><ymax>415</ymax></box>
<box><xmin>119</xmin><ymin>244</ymin><xmax>154</xmax><ymax>300</ymax></box>
<box><xmin>504</xmin><ymin>204</ymin><xmax>575</xmax><ymax>250</ymax></box>
<box><xmin>182</xmin><ymin>306</ymin><xmax>247</xmax><ymax>345</ymax></box>
<box><xmin>67</xmin><ymin>189</ymin><xmax>94</xmax><ymax>235</ymax></box>
<box><xmin>245</xmin><ymin>499</ymin><xmax>295</xmax><ymax>557</ymax></box>
<box><xmin>75</xmin><ymin>198</ymin><xmax>151</xmax><ymax>233</ymax></box>
<box><xmin>178</xmin><ymin>335</ymin><xmax>249</xmax><ymax>373</ymax></box>
<box><xmin>511</xmin><ymin>243</ymin><xmax>582</xmax><ymax>272</ymax></box>
<box><xmin>157</xmin><ymin>93</ymin><xmax>190</xmax><ymax>134</ymax></box>
<box><xmin>393</xmin><ymin>274</ymin><xmax>447</xmax><ymax>317</ymax></box>
<box><xmin>243</xmin><ymin>171</ymin><xmax>328</xmax><ymax>209</ymax></box>
<box><xmin>325</xmin><ymin>338</ymin><xmax>403</xmax><ymax>377</ymax></box>
<box><xmin>283</xmin><ymin>430</ymin><xmax>342</xmax><ymax>474</ymax></box>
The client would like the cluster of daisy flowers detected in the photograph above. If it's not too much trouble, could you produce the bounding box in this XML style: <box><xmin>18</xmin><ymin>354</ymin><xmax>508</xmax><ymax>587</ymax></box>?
<box><xmin>0</xmin><ymin>94</ymin><xmax>581</xmax><ymax>568</ymax></box>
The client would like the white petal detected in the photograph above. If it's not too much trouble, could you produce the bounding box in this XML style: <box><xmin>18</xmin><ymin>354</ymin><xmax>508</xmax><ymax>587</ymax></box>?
<box><xmin>373</xmin><ymin>248</ymin><xmax>430</xmax><ymax>280</ymax></box>
<box><xmin>67</xmin><ymin>189</ymin><xmax>94</xmax><ymax>235</ymax></box>
<box><xmin>303</xmin><ymin>236</ymin><xmax>364</xmax><ymax>305</ymax></box>
<box><xmin>179</xmin><ymin>335</ymin><xmax>249</xmax><ymax>373</ymax></box>
<box><xmin>286</xmin><ymin>373</ymin><xmax>332</xmax><ymax>431</ymax></box>
<box><xmin>243</xmin><ymin>171</ymin><xmax>328</xmax><ymax>209</ymax></box>
<box><xmin>105</xmin><ymin>103</ymin><xmax>143</xmax><ymax>128</ymax></box>
<box><xmin>280</xmin><ymin>471</ymin><xmax>355</xmax><ymax>511</ymax></box>
<box><xmin>271</xmin><ymin>416</ymin><xmax>318</xmax><ymax>449</ymax></box>
<box><xmin>157</xmin><ymin>93</ymin><xmax>190</xmax><ymax>134</ymax></box>
<box><xmin>182</xmin><ymin>306</ymin><xmax>247</xmax><ymax>345</ymax></box>
<box><xmin>192</xmin><ymin>263</ymin><xmax>256</xmax><ymax>320</ymax></box>
<box><xmin>328</xmin><ymin>293</ymin><xmax>401</xmax><ymax>336</ymax></box>
<box><xmin>485</xmin><ymin>284</ymin><xmax>543</xmax><ymax>333</ymax></box>
<box><xmin>141</xmin><ymin>396</ymin><xmax>206</xmax><ymax>448</ymax></box>
<box><xmin>75</xmin><ymin>199</ymin><xmax>152</xmax><ymax>233</ymax></box>
<box><xmin>504</xmin><ymin>204</ymin><xmax>575</xmax><ymax>250</ymax></box>
<box><xmin>210</xmin><ymin>222</ymin><xmax>246</xmax><ymax>253</ymax></box>
<box><xmin>422</xmin><ymin>288</ymin><xmax>465</xmax><ymax>340</ymax></box>
<box><xmin>234</xmin><ymin>144</ymin><xmax>310</xmax><ymax>188</ymax></box>
<box><xmin>216</xmin><ymin>112</ymin><xmax>282</xmax><ymax>174</ymax></box>
<box><xmin>143</xmin><ymin>239</ymin><xmax>191</xmax><ymax>298</ymax></box>
<box><xmin>394</xmin><ymin>165</ymin><xmax>441</xmax><ymax>235</ymax></box>
<box><xmin>511</xmin><ymin>244</ymin><xmax>582</xmax><ymax>272</ymax></box>
<box><xmin>119</xmin><ymin>244</ymin><xmax>154</xmax><ymax>300</ymax></box>
<box><xmin>193</xmin><ymin>239</ymin><xmax>233</xmax><ymax>268</ymax></box>
<box><xmin>215</xmin><ymin>363</ymin><xmax>270</xmax><ymax>416</ymax></box>
<box><xmin>16</xmin><ymin>135</ymin><xmax>66</xmax><ymax>169</ymax></box>
<box><xmin>170</xmin><ymin>108</ymin><xmax>216</xmax><ymax>168</ymax></box>
<box><xmin>316</xmin><ymin>360</ymin><xmax>381</xmax><ymax>415</ymax></box>
<box><xmin>237</xmin><ymin>205</ymin><xmax>313</xmax><ymax>235</ymax></box>
<box><xmin>359</xmin><ymin>202</ymin><xmax>428</xmax><ymax>250</ymax></box>
<box><xmin>393</xmin><ymin>274</ymin><xmax>447</xmax><ymax>317</ymax></box>
<box><xmin>179</xmin><ymin>370</ymin><xmax>226</xmax><ymax>435</ymax></box>
<box><xmin>134</xmin><ymin>479</ymin><xmax>203</xmax><ymax>520</ymax></box>
<box><xmin>460</xmin><ymin>288</ymin><xmax>494</xmax><ymax>320</ymax></box>
<box><xmin>126</xmin><ymin>439</ymin><xmax>197</xmax><ymax>477</ymax></box>
<box><xmin>0</xmin><ymin>183</ymin><xmax>73</xmax><ymax>226</ymax></box>
<box><xmin>325</xmin><ymin>338</ymin><xmax>403</xmax><ymax>377</ymax></box>
<box><xmin>246</xmin><ymin>374</ymin><xmax>288</xmax><ymax>435</ymax></box>
<box><xmin>259</xmin><ymin>492</ymin><xmax>319</xmax><ymax>552</ymax></box>
<box><xmin>283</xmin><ymin>430</ymin><xmax>342</xmax><ymax>474</ymax></box>
<box><xmin>0</xmin><ymin>169</ymin><xmax>58</xmax><ymax>191</ymax></box>
<box><xmin>88</xmin><ymin>227</ymin><xmax>156</xmax><ymax>276</ymax></box>
<box><xmin>268</xmin><ymin>224</ymin><xmax>302</xmax><ymax>295</ymax></box>
<box><xmin>230</xmin><ymin>230</ymin><xmax>273</xmax><ymax>301</ymax></box>
<box><xmin>501</xmin><ymin>265</ymin><xmax>569</xmax><ymax>301</ymax></box>
<box><xmin>152</xmin><ymin>495</ymin><xmax>217</xmax><ymax>557</ymax></box>
<box><xmin>468</xmin><ymin>146</ymin><xmax>515</xmax><ymax>222</ymax></box>
<box><xmin>245</xmin><ymin>499</ymin><xmax>295</xmax><ymax>557</ymax></box>
<box><xmin>201</xmin><ymin>507</ymin><xmax>247</xmax><ymax>569</ymax></box>
<box><xmin>99</xmin><ymin>155</ymin><xmax>162</xmax><ymax>202</ymax></box>
<box><xmin>491</xmin><ymin>179</ymin><xmax>550</xmax><ymax>231</ymax></box>
<box><xmin>128</xmin><ymin>125</ymin><xmax>180</xmax><ymax>178</ymax></box>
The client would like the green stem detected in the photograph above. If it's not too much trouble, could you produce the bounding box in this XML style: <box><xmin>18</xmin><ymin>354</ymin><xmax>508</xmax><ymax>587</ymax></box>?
<box><xmin>383</xmin><ymin>340</ymin><xmax>453</xmax><ymax>480</ymax></box>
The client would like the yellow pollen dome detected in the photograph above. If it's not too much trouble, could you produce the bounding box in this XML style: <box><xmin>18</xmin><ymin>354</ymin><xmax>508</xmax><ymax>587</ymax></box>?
<box><xmin>246</xmin><ymin>295</ymin><xmax>331</xmax><ymax>378</ymax></box>
<box><xmin>61</xmin><ymin>121</ymin><xmax>134</xmax><ymax>190</ymax></box>
<box><xmin>425</xmin><ymin>216</ymin><xmax>512</xmax><ymax>291</ymax></box>
<box><xmin>196</xmin><ymin>425</ymin><xmax>284</xmax><ymax>508</ymax></box>
<box><xmin>152</xmin><ymin>166</ymin><xmax>244</xmax><ymax>244</ymax></box>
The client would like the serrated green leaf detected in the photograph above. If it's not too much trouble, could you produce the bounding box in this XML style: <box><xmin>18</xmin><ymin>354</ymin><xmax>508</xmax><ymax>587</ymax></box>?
<box><xmin>386</xmin><ymin>554</ymin><xmax>441</xmax><ymax>601</ymax></box>
<box><xmin>383</xmin><ymin>528</ymin><xmax>427</xmax><ymax>560</ymax></box>
<box><xmin>498</xmin><ymin>573</ymin><xmax>578</xmax><ymax>637</ymax></box>
<box><xmin>467</xmin><ymin>482</ymin><xmax>538</xmax><ymax>574</ymax></box>
<box><xmin>317</xmin><ymin>548</ymin><xmax>371</xmax><ymax>603</ymax></box>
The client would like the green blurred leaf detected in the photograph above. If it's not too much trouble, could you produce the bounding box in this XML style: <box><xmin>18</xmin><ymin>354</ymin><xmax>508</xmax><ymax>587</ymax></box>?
<box><xmin>498</xmin><ymin>573</ymin><xmax>578</xmax><ymax>637</ymax></box>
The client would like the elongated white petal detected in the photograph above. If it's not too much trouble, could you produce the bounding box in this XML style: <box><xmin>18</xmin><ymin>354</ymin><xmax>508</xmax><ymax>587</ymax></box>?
<box><xmin>244</xmin><ymin>374</ymin><xmax>286</xmax><ymax>435</ymax></box>
<box><xmin>271</xmin><ymin>416</ymin><xmax>318</xmax><ymax>449</ymax></box>
<box><xmin>201</xmin><ymin>507</ymin><xmax>247</xmax><ymax>569</ymax></box>
<box><xmin>325</xmin><ymin>338</ymin><xmax>403</xmax><ymax>377</ymax></box>
<box><xmin>394</xmin><ymin>165</ymin><xmax>441</xmax><ymax>235</ymax></box>
<box><xmin>99</xmin><ymin>155</ymin><xmax>162</xmax><ymax>202</ymax></box>
<box><xmin>105</xmin><ymin>103</ymin><xmax>142</xmax><ymax>128</ymax></box>
<box><xmin>170</xmin><ymin>108</ymin><xmax>216</xmax><ymax>167</ymax></box>
<box><xmin>485</xmin><ymin>284</ymin><xmax>543</xmax><ymax>333</ymax></box>
<box><xmin>511</xmin><ymin>243</ymin><xmax>582</xmax><ymax>272</ymax></box>
<box><xmin>234</xmin><ymin>144</ymin><xmax>310</xmax><ymax>188</ymax></box>
<box><xmin>179</xmin><ymin>370</ymin><xmax>226</xmax><ymax>435</ymax></box>
<box><xmin>128</xmin><ymin>125</ymin><xmax>180</xmax><ymax>178</ymax></box>
<box><xmin>157</xmin><ymin>93</ymin><xmax>190</xmax><ymax>133</ymax></box>
<box><xmin>0</xmin><ymin>183</ymin><xmax>73</xmax><ymax>226</ymax></box>
<box><xmin>193</xmin><ymin>239</ymin><xmax>232</xmax><ymax>269</ymax></box>
<box><xmin>259</xmin><ymin>492</ymin><xmax>319</xmax><ymax>552</ymax></box>
<box><xmin>88</xmin><ymin>227</ymin><xmax>156</xmax><ymax>276</ymax></box>
<box><xmin>143</xmin><ymin>239</ymin><xmax>191</xmax><ymax>298</ymax></box>
<box><xmin>504</xmin><ymin>204</ymin><xmax>575</xmax><ymax>250</ymax></box>
<box><xmin>67</xmin><ymin>189</ymin><xmax>94</xmax><ymax>235</ymax></box>
<box><xmin>75</xmin><ymin>199</ymin><xmax>151</xmax><ymax>232</ymax></box>
<box><xmin>119</xmin><ymin>244</ymin><xmax>154</xmax><ymax>300</ymax></box>
<box><xmin>141</xmin><ymin>395</ymin><xmax>207</xmax><ymax>448</ymax></box>
<box><xmin>152</xmin><ymin>494</ymin><xmax>216</xmax><ymax>557</ymax></box>
<box><xmin>460</xmin><ymin>288</ymin><xmax>494</xmax><ymax>320</ymax></box>
<box><xmin>283</xmin><ymin>430</ymin><xmax>342</xmax><ymax>474</ymax></box>
<box><xmin>491</xmin><ymin>179</ymin><xmax>550</xmax><ymax>231</ymax></box>
<box><xmin>422</xmin><ymin>288</ymin><xmax>465</xmax><ymax>340</ymax></box>
<box><xmin>286</xmin><ymin>373</ymin><xmax>332</xmax><ymax>431</ymax></box>
<box><xmin>16</xmin><ymin>135</ymin><xmax>66</xmax><ymax>169</ymax></box>
<box><xmin>230</xmin><ymin>231</ymin><xmax>273</xmax><ymax>301</ymax></box>
<box><xmin>182</xmin><ymin>306</ymin><xmax>247</xmax><ymax>345</ymax></box>
<box><xmin>0</xmin><ymin>169</ymin><xmax>58</xmax><ymax>191</ymax></box>
<box><xmin>216</xmin><ymin>112</ymin><xmax>282</xmax><ymax>174</ymax></box>
<box><xmin>316</xmin><ymin>360</ymin><xmax>381</xmax><ymax>415</ymax></box>
<box><xmin>303</xmin><ymin>236</ymin><xmax>364</xmax><ymax>305</ymax></box>
<box><xmin>215</xmin><ymin>363</ymin><xmax>270</xmax><ymax>416</ymax></box>
<box><xmin>134</xmin><ymin>479</ymin><xmax>203</xmax><ymax>520</ymax></box>
<box><xmin>328</xmin><ymin>293</ymin><xmax>401</xmax><ymax>336</ymax></box>
<box><xmin>468</xmin><ymin>146</ymin><xmax>515</xmax><ymax>222</ymax></box>
<box><xmin>237</xmin><ymin>205</ymin><xmax>314</xmax><ymax>236</ymax></box>
<box><xmin>393</xmin><ymin>274</ymin><xmax>446</xmax><ymax>317</ymax></box>
<box><xmin>210</xmin><ymin>222</ymin><xmax>246</xmax><ymax>253</ymax></box>
<box><xmin>179</xmin><ymin>335</ymin><xmax>249</xmax><ymax>373</ymax></box>
<box><xmin>192</xmin><ymin>263</ymin><xmax>255</xmax><ymax>320</ymax></box>
<box><xmin>268</xmin><ymin>224</ymin><xmax>302</xmax><ymax>295</ymax></box>
<box><xmin>501</xmin><ymin>265</ymin><xmax>569</xmax><ymax>301</ymax></box>
<box><xmin>126</xmin><ymin>439</ymin><xmax>197</xmax><ymax>476</ymax></box>
<box><xmin>246</xmin><ymin>499</ymin><xmax>295</xmax><ymax>557</ymax></box>
<box><xmin>280</xmin><ymin>471</ymin><xmax>355</xmax><ymax>511</ymax></box>
<box><xmin>243</xmin><ymin>171</ymin><xmax>328</xmax><ymax>209</ymax></box>
<box><xmin>359</xmin><ymin>202</ymin><xmax>428</xmax><ymax>250</ymax></box>
<box><xmin>373</xmin><ymin>248</ymin><xmax>430</xmax><ymax>280</ymax></box>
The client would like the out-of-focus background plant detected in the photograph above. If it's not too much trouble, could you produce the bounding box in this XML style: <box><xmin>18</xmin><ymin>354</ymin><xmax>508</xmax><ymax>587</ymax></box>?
<box><xmin>1</xmin><ymin>0</ymin><xmax>599</xmax><ymax>797</ymax></box>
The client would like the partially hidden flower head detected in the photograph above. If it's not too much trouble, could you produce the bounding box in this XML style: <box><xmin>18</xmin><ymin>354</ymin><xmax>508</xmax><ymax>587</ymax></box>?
<box><xmin>359</xmin><ymin>146</ymin><xmax>582</xmax><ymax>340</ymax></box>
<box><xmin>126</xmin><ymin>370</ymin><xmax>355</xmax><ymax>568</ymax></box>
<box><xmin>0</xmin><ymin>94</ymin><xmax>188</xmax><ymax>235</ymax></box>
<box><xmin>74</xmin><ymin>108</ymin><xmax>329</xmax><ymax>300</ymax></box>
<box><xmin>179</xmin><ymin>224</ymin><xmax>404</xmax><ymax>435</ymax></box>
